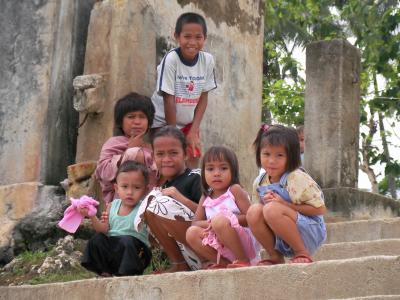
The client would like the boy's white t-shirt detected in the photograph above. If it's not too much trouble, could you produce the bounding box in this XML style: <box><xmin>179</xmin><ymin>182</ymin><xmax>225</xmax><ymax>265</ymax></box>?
<box><xmin>151</xmin><ymin>48</ymin><xmax>217</xmax><ymax>129</ymax></box>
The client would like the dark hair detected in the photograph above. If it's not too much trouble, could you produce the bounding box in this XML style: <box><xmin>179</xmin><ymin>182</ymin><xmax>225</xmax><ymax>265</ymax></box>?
<box><xmin>253</xmin><ymin>124</ymin><xmax>301</xmax><ymax>172</ymax></box>
<box><xmin>114</xmin><ymin>92</ymin><xmax>155</xmax><ymax>136</ymax></box>
<box><xmin>175</xmin><ymin>12</ymin><xmax>207</xmax><ymax>37</ymax></box>
<box><xmin>201</xmin><ymin>146</ymin><xmax>240</xmax><ymax>195</ymax></box>
<box><xmin>115</xmin><ymin>160</ymin><xmax>149</xmax><ymax>185</ymax></box>
<box><xmin>151</xmin><ymin>125</ymin><xmax>187</xmax><ymax>154</ymax></box>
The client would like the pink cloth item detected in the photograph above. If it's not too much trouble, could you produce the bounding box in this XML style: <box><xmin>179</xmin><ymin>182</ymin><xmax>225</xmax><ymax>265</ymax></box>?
<box><xmin>58</xmin><ymin>196</ymin><xmax>99</xmax><ymax>233</ymax></box>
<box><xmin>95</xmin><ymin>136</ymin><xmax>157</xmax><ymax>203</ymax></box>
<box><xmin>201</xmin><ymin>188</ymin><xmax>257</xmax><ymax>264</ymax></box>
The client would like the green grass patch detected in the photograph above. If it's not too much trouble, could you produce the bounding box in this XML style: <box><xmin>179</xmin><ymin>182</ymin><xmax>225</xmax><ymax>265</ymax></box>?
<box><xmin>26</xmin><ymin>268</ymin><xmax>94</xmax><ymax>285</ymax></box>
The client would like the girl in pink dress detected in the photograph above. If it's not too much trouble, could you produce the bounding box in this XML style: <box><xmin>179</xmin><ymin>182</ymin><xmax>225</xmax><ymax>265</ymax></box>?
<box><xmin>186</xmin><ymin>146</ymin><xmax>258</xmax><ymax>269</ymax></box>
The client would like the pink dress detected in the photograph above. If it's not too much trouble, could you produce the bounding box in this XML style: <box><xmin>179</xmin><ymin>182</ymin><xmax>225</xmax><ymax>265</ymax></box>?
<box><xmin>95</xmin><ymin>136</ymin><xmax>157</xmax><ymax>203</ymax></box>
<box><xmin>202</xmin><ymin>188</ymin><xmax>257</xmax><ymax>264</ymax></box>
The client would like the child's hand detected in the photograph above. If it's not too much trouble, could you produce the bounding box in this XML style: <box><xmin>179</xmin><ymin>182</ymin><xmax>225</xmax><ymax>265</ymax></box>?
<box><xmin>186</xmin><ymin>130</ymin><xmax>200</xmax><ymax>158</ymax></box>
<box><xmin>128</xmin><ymin>131</ymin><xmax>145</xmax><ymax>148</ymax></box>
<box><xmin>263</xmin><ymin>191</ymin><xmax>286</xmax><ymax>205</ymax></box>
<box><xmin>77</xmin><ymin>207</ymin><xmax>90</xmax><ymax>217</ymax></box>
<box><xmin>161</xmin><ymin>187</ymin><xmax>183</xmax><ymax>202</ymax></box>
<box><xmin>100</xmin><ymin>203</ymin><xmax>110</xmax><ymax>223</ymax></box>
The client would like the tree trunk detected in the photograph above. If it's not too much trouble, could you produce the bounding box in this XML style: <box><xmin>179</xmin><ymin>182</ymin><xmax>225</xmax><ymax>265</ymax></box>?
<box><xmin>378</xmin><ymin>112</ymin><xmax>397</xmax><ymax>199</ymax></box>
<box><xmin>360</xmin><ymin>108</ymin><xmax>379</xmax><ymax>193</ymax></box>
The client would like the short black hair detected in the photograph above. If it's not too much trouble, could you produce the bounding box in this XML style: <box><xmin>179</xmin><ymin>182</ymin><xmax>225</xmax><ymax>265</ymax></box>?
<box><xmin>201</xmin><ymin>146</ymin><xmax>240</xmax><ymax>195</ymax></box>
<box><xmin>114</xmin><ymin>92</ymin><xmax>155</xmax><ymax>136</ymax></box>
<box><xmin>175</xmin><ymin>12</ymin><xmax>207</xmax><ymax>37</ymax></box>
<box><xmin>253</xmin><ymin>124</ymin><xmax>301</xmax><ymax>172</ymax></box>
<box><xmin>151</xmin><ymin>125</ymin><xmax>187</xmax><ymax>154</ymax></box>
<box><xmin>116</xmin><ymin>160</ymin><xmax>149</xmax><ymax>185</ymax></box>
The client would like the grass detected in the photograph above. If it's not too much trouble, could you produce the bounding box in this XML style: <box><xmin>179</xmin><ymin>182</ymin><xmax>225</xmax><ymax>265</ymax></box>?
<box><xmin>1</xmin><ymin>246</ymin><xmax>170</xmax><ymax>286</ymax></box>
<box><xmin>26</xmin><ymin>268</ymin><xmax>94</xmax><ymax>285</ymax></box>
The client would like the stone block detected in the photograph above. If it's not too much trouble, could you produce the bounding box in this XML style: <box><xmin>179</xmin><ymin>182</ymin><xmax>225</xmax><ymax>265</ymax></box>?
<box><xmin>305</xmin><ymin>39</ymin><xmax>361</xmax><ymax>188</ymax></box>
<box><xmin>0</xmin><ymin>183</ymin><xmax>40</xmax><ymax>263</ymax></box>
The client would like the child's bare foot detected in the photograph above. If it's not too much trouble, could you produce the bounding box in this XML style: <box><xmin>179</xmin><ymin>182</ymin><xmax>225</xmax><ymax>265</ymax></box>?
<box><xmin>289</xmin><ymin>255</ymin><xmax>313</xmax><ymax>264</ymax></box>
<box><xmin>289</xmin><ymin>251</ymin><xmax>313</xmax><ymax>264</ymax></box>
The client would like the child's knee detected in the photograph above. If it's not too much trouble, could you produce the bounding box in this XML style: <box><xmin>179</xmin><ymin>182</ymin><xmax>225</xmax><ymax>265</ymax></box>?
<box><xmin>210</xmin><ymin>214</ymin><xmax>230</xmax><ymax>231</ymax></box>
<box><xmin>246</xmin><ymin>203</ymin><xmax>264</xmax><ymax>224</ymax></box>
<box><xmin>186</xmin><ymin>226</ymin><xmax>201</xmax><ymax>244</ymax></box>
<box><xmin>263</xmin><ymin>202</ymin><xmax>284</xmax><ymax>222</ymax></box>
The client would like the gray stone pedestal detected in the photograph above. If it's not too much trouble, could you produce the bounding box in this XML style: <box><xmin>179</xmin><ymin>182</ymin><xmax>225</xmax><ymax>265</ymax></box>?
<box><xmin>305</xmin><ymin>39</ymin><xmax>361</xmax><ymax>188</ymax></box>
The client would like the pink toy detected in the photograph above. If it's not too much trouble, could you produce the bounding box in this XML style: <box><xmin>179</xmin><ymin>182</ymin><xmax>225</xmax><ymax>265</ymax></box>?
<box><xmin>58</xmin><ymin>196</ymin><xmax>99</xmax><ymax>233</ymax></box>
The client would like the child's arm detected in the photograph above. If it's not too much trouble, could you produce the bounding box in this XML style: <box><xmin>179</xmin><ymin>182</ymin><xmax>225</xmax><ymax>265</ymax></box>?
<box><xmin>230</xmin><ymin>184</ymin><xmax>251</xmax><ymax>226</ymax></box>
<box><xmin>263</xmin><ymin>191</ymin><xmax>326</xmax><ymax>216</ymax></box>
<box><xmin>186</xmin><ymin>92</ymin><xmax>208</xmax><ymax>151</ymax></box>
<box><xmin>79</xmin><ymin>206</ymin><xmax>110</xmax><ymax>233</ymax></box>
<box><xmin>191</xmin><ymin>197</ymin><xmax>209</xmax><ymax>228</ymax></box>
<box><xmin>161</xmin><ymin>186</ymin><xmax>198</xmax><ymax>212</ymax></box>
<box><xmin>163</xmin><ymin>93</ymin><xmax>177</xmax><ymax>126</ymax></box>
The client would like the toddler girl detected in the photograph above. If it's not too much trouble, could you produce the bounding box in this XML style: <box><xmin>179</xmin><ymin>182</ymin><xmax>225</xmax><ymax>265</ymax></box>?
<box><xmin>247</xmin><ymin>124</ymin><xmax>326</xmax><ymax>265</ymax></box>
<box><xmin>139</xmin><ymin>126</ymin><xmax>202</xmax><ymax>272</ymax></box>
<box><xmin>151</xmin><ymin>12</ymin><xmax>217</xmax><ymax>168</ymax></box>
<box><xmin>95</xmin><ymin>92</ymin><xmax>157</xmax><ymax>203</ymax></box>
<box><xmin>186</xmin><ymin>146</ymin><xmax>257</xmax><ymax>269</ymax></box>
<box><xmin>81</xmin><ymin>160</ymin><xmax>152</xmax><ymax>276</ymax></box>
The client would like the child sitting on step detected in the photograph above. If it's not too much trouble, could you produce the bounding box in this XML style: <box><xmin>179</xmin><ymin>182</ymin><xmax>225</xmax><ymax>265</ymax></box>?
<box><xmin>186</xmin><ymin>146</ymin><xmax>258</xmax><ymax>269</ymax></box>
<box><xmin>81</xmin><ymin>161</ymin><xmax>152</xmax><ymax>276</ymax></box>
<box><xmin>247</xmin><ymin>124</ymin><xmax>326</xmax><ymax>265</ymax></box>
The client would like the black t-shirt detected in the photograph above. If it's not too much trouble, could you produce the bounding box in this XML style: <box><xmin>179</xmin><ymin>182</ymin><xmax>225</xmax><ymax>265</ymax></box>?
<box><xmin>162</xmin><ymin>168</ymin><xmax>202</xmax><ymax>204</ymax></box>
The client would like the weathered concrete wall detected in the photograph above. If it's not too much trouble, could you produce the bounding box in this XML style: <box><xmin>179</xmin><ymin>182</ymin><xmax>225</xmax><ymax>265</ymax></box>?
<box><xmin>304</xmin><ymin>39</ymin><xmax>361</xmax><ymax>188</ymax></box>
<box><xmin>0</xmin><ymin>0</ymin><xmax>94</xmax><ymax>263</ymax></box>
<box><xmin>324</xmin><ymin>187</ymin><xmax>400</xmax><ymax>222</ymax></box>
<box><xmin>75</xmin><ymin>0</ymin><xmax>264</xmax><ymax>189</ymax></box>
<box><xmin>0</xmin><ymin>0</ymin><xmax>94</xmax><ymax>186</ymax></box>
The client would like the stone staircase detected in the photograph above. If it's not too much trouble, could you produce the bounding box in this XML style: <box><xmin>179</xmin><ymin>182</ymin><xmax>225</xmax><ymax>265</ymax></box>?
<box><xmin>1</xmin><ymin>218</ymin><xmax>400</xmax><ymax>300</ymax></box>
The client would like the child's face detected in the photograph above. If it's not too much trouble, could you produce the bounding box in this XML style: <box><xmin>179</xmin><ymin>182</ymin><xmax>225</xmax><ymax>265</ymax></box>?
<box><xmin>260</xmin><ymin>144</ymin><xmax>288</xmax><ymax>183</ymax></box>
<box><xmin>298</xmin><ymin>132</ymin><xmax>305</xmax><ymax>153</ymax></box>
<box><xmin>153</xmin><ymin>135</ymin><xmax>186</xmax><ymax>180</ymax></box>
<box><xmin>204</xmin><ymin>159</ymin><xmax>232</xmax><ymax>193</ymax></box>
<box><xmin>175</xmin><ymin>23</ymin><xmax>205</xmax><ymax>61</ymax></box>
<box><xmin>114</xmin><ymin>171</ymin><xmax>148</xmax><ymax>207</ymax></box>
<box><xmin>122</xmin><ymin>111</ymin><xmax>148</xmax><ymax>138</ymax></box>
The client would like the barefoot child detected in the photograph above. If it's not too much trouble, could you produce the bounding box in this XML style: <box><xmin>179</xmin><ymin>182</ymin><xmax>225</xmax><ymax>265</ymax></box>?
<box><xmin>151</xmin><ymin>12</ymin><xmax>217</xmax><ymax>168</ymax></box>
<box><xmin>139</xmin><ymin>126</ymin><xmax>202</xmax><ymax>272</ymax></box>
<box><xmin>81</xmin><ymin>161</ymin><xmax>152</xmax><ymax>276</ymax></box>
<box><xmin>247</xmin><ymin>124</ymin><xmax>326</xmax><ymax>265</ymax></box>
<box><xmin>95</xmin><ymin>93</ymin><xmax>157</xmax><ymax>203</ymax></box>
<box><xmin>186</xmin><ymin>146</ymin><xmax>257</xmax><ymax>269</ymax></box>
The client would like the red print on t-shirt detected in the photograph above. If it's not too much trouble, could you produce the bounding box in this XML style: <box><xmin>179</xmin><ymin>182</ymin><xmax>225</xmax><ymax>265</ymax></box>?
<box><xmin>186</xmin><ymin>81</ymin><xmax>195</xmax><ymax>93</ymax></box>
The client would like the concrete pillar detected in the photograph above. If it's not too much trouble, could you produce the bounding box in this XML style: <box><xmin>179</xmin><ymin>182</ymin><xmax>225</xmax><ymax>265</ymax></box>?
<box><xmin>0</xmin><ymin>0</ymin><xmax>95</xmax><ymax>185</ymax></box>
<box><xmin>304</xmin><ymin>39</ymin><xmax>361</xmax><ymax>188</ymax></box>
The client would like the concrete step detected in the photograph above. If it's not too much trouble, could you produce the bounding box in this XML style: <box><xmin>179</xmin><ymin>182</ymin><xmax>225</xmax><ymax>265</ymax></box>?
<box><xmin>326</xmin><ymin>217</ymin><xmax>400</xmax><ymax>244</ymax></box>
<box><xmin>330</xmin><ymin>296</ymin><xmax>400</xmax><ymax>300</ymax></box>
<box><xmin>314</xmin><ymin>239</ymin><xmax>400</xmax><ymax>261</ymax></box>
<box><xmin>1</xmin><ymin>256</ymin><xmax>399</xmax><ymax>300</ymax></box>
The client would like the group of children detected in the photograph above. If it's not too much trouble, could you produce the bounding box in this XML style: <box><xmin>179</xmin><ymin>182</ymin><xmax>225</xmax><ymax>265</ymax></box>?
<box><xmin>78</xmin><ymin>12</ymin><xmax>326</xmax><ymax>277</ymax></box>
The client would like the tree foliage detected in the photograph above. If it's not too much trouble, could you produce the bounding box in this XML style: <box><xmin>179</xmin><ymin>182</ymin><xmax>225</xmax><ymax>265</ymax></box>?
<box><xmin>263</xmin><ymin>0</ymin><xmax>400</xmax><ymax>198</ymax></box>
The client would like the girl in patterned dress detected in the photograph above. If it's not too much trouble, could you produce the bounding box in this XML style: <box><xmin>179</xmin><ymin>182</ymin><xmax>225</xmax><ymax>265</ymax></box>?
<box><xmin>186</xmin><ymin>146</ymin><xmax>258</xmax><ymax>269</ymax></box>
<box><xmin>247</xmin><ymin>124</ymin><xmax>326</xmax><ymax>265</ymax></box>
